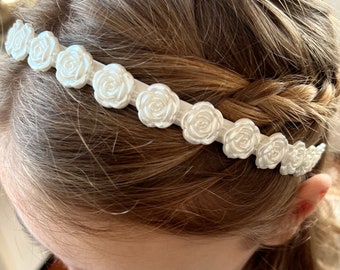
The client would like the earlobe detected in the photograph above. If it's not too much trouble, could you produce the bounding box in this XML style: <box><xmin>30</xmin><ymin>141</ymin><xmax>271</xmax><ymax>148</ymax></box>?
<box><xmin>261</xmin><ymin>173</ymin><xmax>332</xmax><ymax>246</ymax></box>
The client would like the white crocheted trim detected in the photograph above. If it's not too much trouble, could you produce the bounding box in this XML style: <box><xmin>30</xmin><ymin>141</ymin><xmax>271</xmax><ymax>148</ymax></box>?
<box><xmin>5</xmin><ymin>20</ymin><xmax>327</xmax><ymax>176</ymax></box>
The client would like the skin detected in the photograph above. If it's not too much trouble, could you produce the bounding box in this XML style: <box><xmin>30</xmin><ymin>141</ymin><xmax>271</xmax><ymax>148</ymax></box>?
<box><xmin>0</xmin><ymin>137</ymin><xmax>332</xmax><ymax>270</ymax></box>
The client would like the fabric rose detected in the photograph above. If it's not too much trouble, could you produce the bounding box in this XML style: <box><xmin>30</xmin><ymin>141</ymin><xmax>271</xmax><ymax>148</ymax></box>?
<box><xmin>280</xmin><ymin>141</ymin><xmax>306</xmax><ymax>176</ymax></box>
<box><xmin>93</xmin><ymin>64</ymin><xmax>135</xmax><ymax>109</ymax></box>
<box><xmin>256</xmin><ymin>133</ymin><xmax>288</xmax><ymax>169</ymax></box>
<box><xmin>309</xmin><ymin>143</ymin><xmax>326</xmax><ymax>169</ymax></box>
<box><xmin>5</xmin><ymin>20</ymin><xmax>35</xmax><ymax>61</ymax></box>
<box><xmin>136</xmin><ymin>83</ymin><xmax>180</xmax><ymax>128</ymax></box>
<box><xmin>56</xmin><ymin>45</ymin><xmax>93</xmax><ymax>89</ymax></box>
<box><xmin>223</xmin><ymin>118</ymin><xmax>260</xmax><ymax>159</ymax></box>
<box><xmin>294</xmin><ymin>143</ymin><xmax>326</xmax><ymax>176</ymax></box>
<box><xmin>181</xmin><ymin>102</ymin><xmax>223</xmax><ymax>145</ymax></box>
<box><xmin>28</xmin><ymin>31</ymin><xmax>60</xmax><ymax>72</ymax></box>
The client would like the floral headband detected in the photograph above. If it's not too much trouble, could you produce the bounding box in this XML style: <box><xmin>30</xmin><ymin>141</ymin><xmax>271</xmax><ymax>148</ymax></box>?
<box><xmin>4</xmin><ymin>20</ymin><xmax>326</xmax><ymax>176</ymax></box>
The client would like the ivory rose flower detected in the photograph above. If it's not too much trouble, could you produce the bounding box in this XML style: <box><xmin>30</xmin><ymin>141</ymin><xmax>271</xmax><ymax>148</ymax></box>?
<box><xmin>28</xmin><ymin>31</ymin><xmax>60</xmax><ymax>72</ymax></box>
<box><xmin>223</xmin><ymin>118</ymin><xmax>260</xmax><ymax>159</ymax></box>
<box><xmin>294</xmin><ymin>143</ymin><xmax>326</xmax><ymax>176</ymax></box>
<box><xmin>93</xmin><ymin>64</ymin><xmax>135</xmax><ymax>109</ymax></box>
<box><xmin>256</xmin><ymin>133</ymin><xmax>288</xmax><ymax>169</ymax></box>
<box><xmin>280</xmin><ymin>141</ymin><xmax>306</xmax><ymax>176</ymax></box>
<box><xmin>182</xmin><ymin>102</ymin><xmax>223</xmax><ymax>145</ymax></box>
<box><xmin>5</xmin><ymin>20</ymin><xmax>35</xmax><ymax>61</ymax></box>
<box><xmin>56</xmin><ymin>45</ymin><xmax>93</xmax><ymax>89</ymax></box>
<box><xmin>136</xmin><ymin>83</ymin><xmax>180</xmax><ymax>128</ymax></box>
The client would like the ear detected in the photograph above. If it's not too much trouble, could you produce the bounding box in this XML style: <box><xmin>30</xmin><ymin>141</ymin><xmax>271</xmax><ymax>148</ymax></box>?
<box><xmin>261</xmin><ymin>173</ymin><xmax>332</xmax><ymax>246</ymax></box>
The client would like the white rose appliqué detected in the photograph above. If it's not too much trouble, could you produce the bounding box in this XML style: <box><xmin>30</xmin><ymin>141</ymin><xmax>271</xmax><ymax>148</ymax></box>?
<box><xmin>56</xmin><ymin>45</ymin><xmax>93</xmax><ymax>89</ymax></box>
<box><xmin>294</xmin><ymin>143</ymin><xmax>326</xmax><ymax>176</ymax></box>
<box><xmin>136</xmin><ymin>83</ymin><xmax>180</xmax><ymax>128</ymax></box>
<box><xmin>5</xmin><ymin>20</ymin><xmax>35</xmax><ymax>61</ymax></box>
<box><xmin>280</xmin><ymin>141</ymin><xmax>306</xmax><ymax>176</ymax></box>
<box><xmin>28</xmin><ymin>31</ymin><xmax>61</xmax><ymax>72</ymax></box>
<box><xmin>182</xmin><ymin>102</ymin><xmax>223</xmax><ymax>145</ymax></box>
<box><xmin>256</xmin><ymin>133</ymin><xmax>288</xmax><ymax>169</ymax></box>
<box><xmin>223</xmin><ymin>118</ymin><xmax>260</xmax><ymax>159</ymax></box>
<box><xmin>93</xmin><ymin>64</ymin><xmax>135</xmax><ymax>109</ymax></box>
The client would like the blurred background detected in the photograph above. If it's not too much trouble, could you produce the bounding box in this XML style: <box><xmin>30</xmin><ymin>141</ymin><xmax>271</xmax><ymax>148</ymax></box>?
<box><xmin>0</xmin><ymin>0</ymin><xmax>340</xmax><ymax>270</ymax></box>
<box><xmin>0</xmin><ymin>1</ymin><xmax>13</xmax><ymax>46</ymax></box>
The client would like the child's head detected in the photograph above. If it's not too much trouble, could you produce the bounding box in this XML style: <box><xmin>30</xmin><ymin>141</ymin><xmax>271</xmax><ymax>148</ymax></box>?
<box><xmin>0</xmin><ymin>0</ymin><xmax>339</xmax><ymax>269</ymax></box>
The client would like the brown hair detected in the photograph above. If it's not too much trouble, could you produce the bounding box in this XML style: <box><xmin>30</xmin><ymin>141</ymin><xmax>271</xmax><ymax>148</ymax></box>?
<box><xmin>0</xmin><ymin>0</ymin><xmax>339</xmax><ymax>269</ymax></box>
